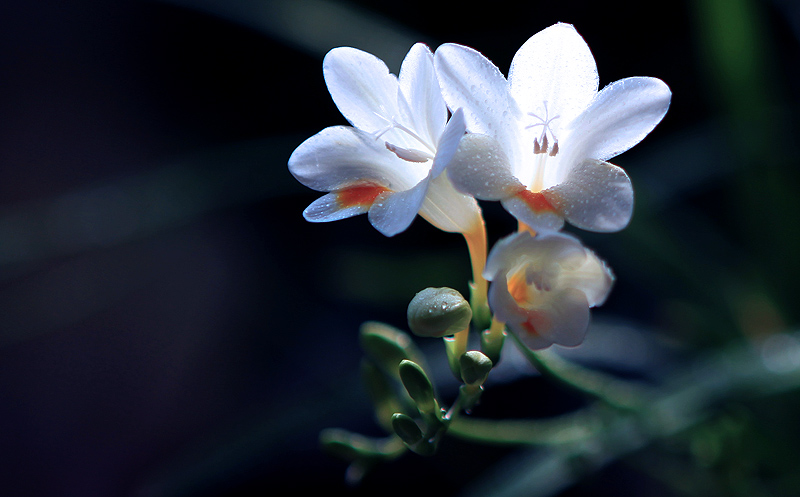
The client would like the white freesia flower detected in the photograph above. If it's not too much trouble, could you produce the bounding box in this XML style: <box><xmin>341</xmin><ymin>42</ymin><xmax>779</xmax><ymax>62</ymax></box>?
<box><xmin>289</xmin><ymin>43</ymin><xmax>481</xmax><ymax>236</ymax></box>
<box><xmin>435</xmin><ymin>23</ymin><xmax>671</xmax><ymax>232</ymax></box>
<box><xmin>484</xmin><ymin>230</ymin><xmax>613</xmax><ymax>349</ymax></box>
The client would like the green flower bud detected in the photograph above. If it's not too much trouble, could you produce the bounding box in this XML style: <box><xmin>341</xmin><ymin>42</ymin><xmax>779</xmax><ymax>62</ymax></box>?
<box><xmin>407</xmin><ymin>287</ymin><xmax>472</xmax><ymax>338</ymax></box>
<box><xmin>391</xmin><ymin>413</ymin><xmax>423</xmax><ymax>446</ymax></box>
<box><xmin>398</xmin><ymin>359</ymin><xmax>437</xmax><ymax>414</ymax></box>
<box><xmin>460</xmin><ymin>350</ymin><xmax>493</xmax><ymax>386</ymax></box>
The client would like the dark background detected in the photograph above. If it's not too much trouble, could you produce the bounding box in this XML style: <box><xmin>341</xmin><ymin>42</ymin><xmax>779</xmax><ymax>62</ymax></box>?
<box><xmin>0</xmin><ymin>0</ymin><xmax>799</xmax><ymax>495</ymax></box>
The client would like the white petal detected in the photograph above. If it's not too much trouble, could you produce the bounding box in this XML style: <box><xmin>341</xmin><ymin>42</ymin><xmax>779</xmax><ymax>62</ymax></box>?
<box><xmin>430</xmin><ymin>107</ymin><xmax>466</xmax><ymax>178</ymax></box>
<box><xmin>446</xmin><ymin>133</ymin><xmax>521</xmax><ymax>200</ymax></box>
<box><xmin>288</xmin><ymin>126</ymin><xmax>422</xmax><ymax>192</ymax></box>
<box><xmin>509</xmin><ymin>23</ymin><xmax>599</xmax><ymax>133</ymax></box>
<box><xmin>434</xmin><ymin>43</ymin><xmax>523</xmax><ymax>166</ymax></box>
<box><xmin>418</xmin><ymin>172</ymin><xmax>481</xmax><ymax>233</ymax></box>
<box><xmin>559</xmin><ymin>250</ymin><xmax>614</xmax><ymax>307</ymax></box>
<box><xmin>368</xmin><ymin>178</ymin><xmax>429</xmax><ymax>236</ymax></box>
<box><xmin>303</xmin><ymin>192</ymin><xmax>369</xmax><ymax>222</ymax></box>
<box><xmin>398</xmin><ymin>43</ymin><xmax>447</xmax><ymax>148</ymax></box>
<box><xmin>531</xmin><ymin>288</ymin><xmax>591</xmax><ymax>347</ymax></box>
<box><xmin>486</xmin><ymin>273</ymin><xmax>541</xmax><ymax>334</ymax></box>
<box><xmin>323</xmin><ymin>47</ymin><xmax>400</xmax><ymax>132</ymax></box>
<box><xmin>501</xmin><ymin>194</ymin><xmax>565</xmax><ymax>233</ymax></box>
<box><xmin>484</xmin><ymin>231</ymin><xmax>582</xmax><ymax>281</ymax></box>
<box><xmin>566</xmin><ymin>77</ymin><xmax>671</xmax><ymax>163</ymax></box>
<box><xmin>547</xmin><ymin>159</ymin><xmax>634</xmax><ymax>232</ymax></box>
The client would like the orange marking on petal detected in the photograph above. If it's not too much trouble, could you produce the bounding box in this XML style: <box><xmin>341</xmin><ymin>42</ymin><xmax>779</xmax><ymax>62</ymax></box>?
<box><xmin>507</xmin><ymin>271</ymin><xmax>530</xmax><ymax>306</ymax></box>
<box><xmin>516</xmin><ymin>189</ymin><xmax>557</xmax><ymax>213</ymax></box>
<box><xmin>521</xmin><ymin>320</ymin><xmax>537</xmax><ymax>335</ymax></box>
<box><xmin>336</xmin><ymin>183</ymin><xmax>389</xmax><ymax>208</ymax></box>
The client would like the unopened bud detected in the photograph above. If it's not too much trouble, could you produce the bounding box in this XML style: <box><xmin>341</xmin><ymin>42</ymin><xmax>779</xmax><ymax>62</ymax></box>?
<box><xmin>391</xmin><ymin>413</ymin><xmax>423</xmax><ymax>446</ymax></box>
<box><xmin>407</xmin><ymin>287</ymin><xmax>472</xmax><ymax>338</ymax></box>
<box><xmin>398</xmin><ymin>359</ymin><xmax>437</xmax><ymax>414</ymax></box>
<box><xmin>460</xmin><ymin>350</ymin><xmax>493</xmax><ymax>386</ymax></box>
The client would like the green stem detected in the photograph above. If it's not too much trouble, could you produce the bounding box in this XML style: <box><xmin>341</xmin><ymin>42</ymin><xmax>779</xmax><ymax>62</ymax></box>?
<box><xmin>509</xmin><ymin>332</ymin><xmax>648</xmax><ymax>411</ymax></box>
<box><xmin>447</xmin><ymin>408</ymin><xmax>604</xmax><ymax>445</ymax></box>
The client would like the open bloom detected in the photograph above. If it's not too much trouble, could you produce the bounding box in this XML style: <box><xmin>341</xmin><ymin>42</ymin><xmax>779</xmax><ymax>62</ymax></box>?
<box><xmin>435</xmin><ymin>23</ymin><xmax>671</xmax><ymax>232</ymax></box>
<box><xmin>289</xmin><ymin>43</ymin><xmax>481</xmax><ymax>236</ymax></box>
<box><xmin>485</xmin><ymin>230</ymin><xmax>613</xmax><ymax>349</ymax></box>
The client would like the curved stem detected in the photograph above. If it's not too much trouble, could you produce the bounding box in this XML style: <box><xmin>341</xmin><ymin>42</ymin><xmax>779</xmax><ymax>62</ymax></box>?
<box><xmin>447</xmin><ymin>408</ymin><xmax>603</xmax><ymax>445</ymax></box>
<box><xmin>509</xmin><ymin>333</ymin><xmax>648</xmax><ymax>411</ymax></box>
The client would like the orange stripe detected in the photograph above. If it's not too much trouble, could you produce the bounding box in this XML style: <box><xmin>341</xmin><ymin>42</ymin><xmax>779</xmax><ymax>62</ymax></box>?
<box><xmin>336</xmin><ymin>183</ymin><xmax>389</xmax><ymax>208</ymax></box>
<box><xmin>515</xmin><ymin>189</ymin><xmax>556</xmax><ymax>213</ymax></box>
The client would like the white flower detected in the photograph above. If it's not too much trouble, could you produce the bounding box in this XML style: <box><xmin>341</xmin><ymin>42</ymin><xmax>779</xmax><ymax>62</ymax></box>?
<box><xmin>484</xmin><ymin>230</ymin><xmax>613</xmax><ymax>349</ymax></box>
<box><xmin>288</xmin><ymin>43</ymin><xmax>481</xmax><ymax>236</ymax></box>
<box><xmin>435</xmin><ymin>23</ymin><xmax>671</xmax><ymax>232</ymax></box>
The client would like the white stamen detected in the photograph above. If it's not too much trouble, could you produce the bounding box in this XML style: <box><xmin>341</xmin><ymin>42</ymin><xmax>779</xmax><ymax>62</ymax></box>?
<box><xmin>526</xmin><ymin>101</ymin><xmax>560</xmax><ymax>155</ymax></box>
<box><xmin>385</xmin><ymin>142</ymin><xmax>434</xmax><ymax>163</ymax></box>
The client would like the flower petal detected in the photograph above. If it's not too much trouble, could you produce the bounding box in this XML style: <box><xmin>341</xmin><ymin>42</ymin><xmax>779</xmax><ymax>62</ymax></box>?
<box><xmin>558</xmin><ymin>249</ymin><xmax>614</xmax><ymax>307</ymax></box>
<box><xmin>546</xmin><ymin>159</ymin><xmax>634</xmax><ymax>232</ymax></box>
<box><xmin>303</xmin><ymin>192</ymin><xmax>371</xmax><ymax>223</ymax></box>
<box><xmin>566</xmin><ymin>77</ymin><xmax>671</xmax><ymax>163</ymax></box>
<box><xmin>398</xmin><ymin>43</ymin><xmax>447</xmax><ymax>148</ymax></box>
<box><xmin>446</xmin><ymin>133</ymin><xmax>521</xmax><ymax>200</ymax></box>
<box><xmin>509</xmin><ymin>23</ymin><xmax>599</xmax><ymax>133</ymax></box>
<box><xmin>525</xmin><ymin>288</ymin><xmax>591</xmax><ymax>347</ymax></box>
<box><xmin>430</xmin><ymin>107</ymin><xmax>466</xmax><ymax>178</ymax></box>
<box><xmin>419</xmin><ymin>172</ymin><xmax>481</xmax><ymax>234</ymax></box>
<box><xmin>288</xmin><ymin>126</ymin><xmax>422</xmax><ymax>192</ymax></box>
<box><xmin>434</xmin><ymin>43</ymin><xmax>523</xmax><ymax>166</ymax></box>
<box><xmin>501</xmin><ymin>193</ymin><xmax>565</xmax><ymax>233</ymax></box>
<box><xmin>368</xmin><ymin>178</ymin><xmax>429</xmax><ymax>236</ymax></box>
<box><xmin>323</xmin><ymin>47</ymin><xmax>400</xmax><ymax>132</ymax></box>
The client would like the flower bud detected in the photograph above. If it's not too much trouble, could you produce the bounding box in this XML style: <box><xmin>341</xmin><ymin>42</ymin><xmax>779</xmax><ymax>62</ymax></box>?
<box><xmin>398</xmin><ymin>359</ymin><xmax>437</xmax><ymax>414</ymax></box>
<box><xmin>391</xmin><ymin>413</ymin><xmax>423</xmax><ymax>446</ymax></box>
<box><xmin>407</xmin><ymin>287</ymin><xmax>472</xmax><ymax>338</ymax></box>
<box><xmin>460</xmin><ymin>350</ymin><xmax>493</xmax><ymax>386</ymax></box>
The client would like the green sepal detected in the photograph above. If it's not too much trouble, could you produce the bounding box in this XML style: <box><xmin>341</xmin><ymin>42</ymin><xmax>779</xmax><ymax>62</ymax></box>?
<box><xmin>398</xmin><ymin>359</ymin><xmax>438</xmax><ymax>415</ymax></box>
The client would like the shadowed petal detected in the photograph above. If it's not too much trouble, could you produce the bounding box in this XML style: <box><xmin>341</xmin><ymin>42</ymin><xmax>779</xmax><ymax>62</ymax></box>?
<box><xmin>368</xmin><ymin>178</ymin><xmax>429</xmax><ymax>236</ymax></box>
<box><xmin>446</xmin><ymin>133</ymin><xmax>521</xmax><ymax>199</ymax></box>
<box><xmin>288</xmin><ymin>126</ymin><xmax>421</xmax><ymax>192</ymax></box>
<box><xmin>547</xmin><ymin>159</ymin><xmax>634</xmax><ymax>232</ymax></box>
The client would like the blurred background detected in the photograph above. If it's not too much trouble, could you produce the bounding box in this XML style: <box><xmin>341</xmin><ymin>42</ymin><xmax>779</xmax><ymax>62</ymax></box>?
<box><xmin>0</xmin><ymin>0</ymin><xmax>799</xmax><ymax>495</ymax></box>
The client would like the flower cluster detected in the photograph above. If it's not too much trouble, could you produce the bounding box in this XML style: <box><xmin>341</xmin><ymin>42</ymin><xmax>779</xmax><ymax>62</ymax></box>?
<box><xmin>289</xmin><ymin>23</ymin><xmax>671</xmax><ymax>351</ymax></box>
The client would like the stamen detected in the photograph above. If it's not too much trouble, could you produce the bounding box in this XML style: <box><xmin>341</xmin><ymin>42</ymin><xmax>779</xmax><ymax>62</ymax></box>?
<box><xmin>385</xmin><ymin>142</ymin><xmax>433</xmax><ymax>163</ymax></box>
<box><xmin>526</xmin><ymin>101</ymin><xmax>560</xmax><ymax>155</ymax></box>
<box><xmin>370</xmin><ymin>111</ymin><xmax>436</xmax><ymax>155</ymax></box>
